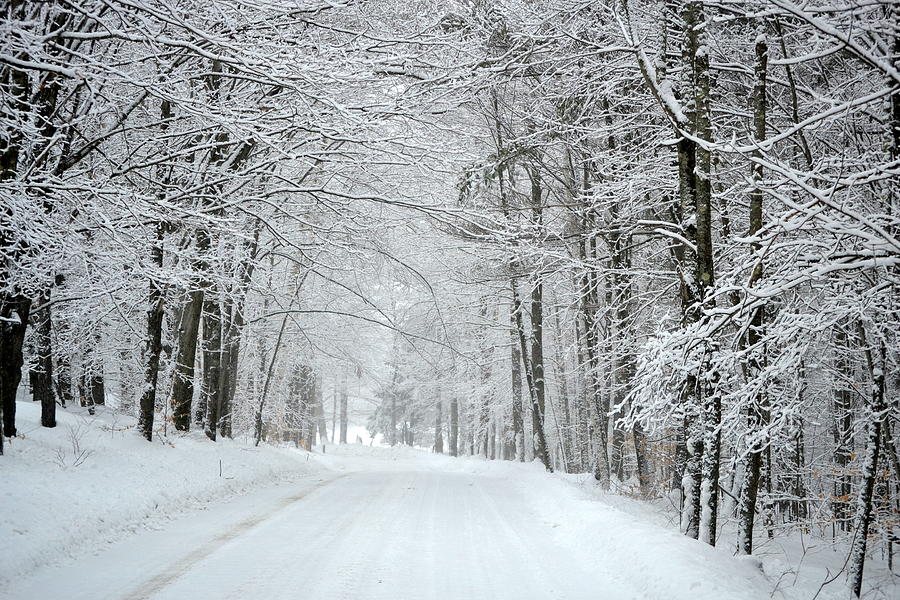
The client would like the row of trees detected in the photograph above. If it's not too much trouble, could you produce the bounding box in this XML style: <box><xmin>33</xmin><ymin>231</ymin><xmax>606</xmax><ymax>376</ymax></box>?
<box><xmin>360</xmin><ymin>1</ymin><xmax>898</xmax><ymax>597</ymax></box>
<box><xmin>0</xmin><ymin>0</ymin><xmax>452</xmax><ymax>452</ymax></box>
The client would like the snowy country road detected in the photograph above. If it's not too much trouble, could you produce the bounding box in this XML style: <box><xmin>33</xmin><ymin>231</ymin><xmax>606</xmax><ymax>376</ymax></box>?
<box><xmin>8</xmin><ymin>446</ymin><xmax>775</xmax><ymax>600</ymax></box>
<box><xmin>11</xmin><ymin>467</ymin><xmax>620</xmax><ymax>600</ymax></box>
<box><xmin>124</xmin><ymin>469</ymin><xmax>614</xmax><ymax>600</ymax></box>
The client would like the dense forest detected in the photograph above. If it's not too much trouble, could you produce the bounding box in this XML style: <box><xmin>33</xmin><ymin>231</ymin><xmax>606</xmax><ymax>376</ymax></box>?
<box><xmin>2</xmin><ymin>0</ymin><xmax>898</xmax><ymax>597</ymax></box>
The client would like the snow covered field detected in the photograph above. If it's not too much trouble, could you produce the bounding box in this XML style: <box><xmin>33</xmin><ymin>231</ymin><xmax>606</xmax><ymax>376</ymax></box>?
<box><xmin>3</xmin><ymin>401</ymin><xmax>896</xmax><ymax>599</ymax></box>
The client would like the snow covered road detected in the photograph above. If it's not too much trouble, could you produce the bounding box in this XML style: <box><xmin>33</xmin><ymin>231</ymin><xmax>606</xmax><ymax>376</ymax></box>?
<box><xmin>10</xmin><ymin>471</ymin><xmax>621</xmax><ymax>599</ymax></box>
<box><xmin>128</xmin><ymin>469</ymin><xmax>624</xmax><ymax>600</ymax></box>
<box><xmin>8</xmin><ymin>446</ymin><xmax>777</xmax><ymax>600</ymax></box>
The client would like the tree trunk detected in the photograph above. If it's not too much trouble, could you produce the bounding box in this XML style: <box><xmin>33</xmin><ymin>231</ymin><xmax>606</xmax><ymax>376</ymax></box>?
<box><xmin>302</xmin><ymin>368</ymin><xmax>317</xmax><ymax>449</ymax></box>
<box><xmin>736</xmin><ymin>27</ymin><xmax>769</xmax><ymax>554</ymax></box>
<box><xmin>0</xmin><ymin>295</ymin><xmax>29</xmax><ymax>445</ymax></box>
<box><xmin>306</xmin><ymin>376</ymin><xmax>325</xmax><ymax>449</ymax></box>
<box><xmin>202</xmin><ymin>289</ymin><xmax>223</xmax><ymax>441</ymax></box>
<box><xmin>449</xmin><ymin>395</ymin><xmax>459</xmax><ymax>457</ymax></box>
<box><xmin>339</xmin><ymin>375</ymin><xmax>348</xmax><ymax>444</ymax></box>
<box><xmin>528</xmin><ymin>161</ymin><xmax>553</xmax><ymax>471</ymax></box>
<box><xmin>331</xmin><ymin>386</ymin><xmax>338</xmax><ymax>443</ymax></box>
<box><xmin>314</xmin><ymin>377</ymin><xmax>327</xmax><ymax>446</ymax></box>
<box><xmin>610</xmin><ymin>198</ymin><xmax>643</xmax><ymax>489</ymax></box>
<box><xmin>434</xmin><ymin>388</ymin><xmax>444</xmax><ymax>454</ymax></box>
<box><xmin>254</xmin><ymin>304</ymin><xmax>291</xmax><ymax>447</ymax></box>
<box><xmin>288</xmin><ymin>364</ymin><xmax>314</xmax><ymax>448</ymax></box>
<box><xmin>82</xmin><ymin>330</ymin><xmax>105</xmax><ymax>408</ymax></box>
<box><xmin>88</xmin><ymin>371</ymin><xmax>105</xmax><ymax>407</ymax></box>
<box><xmin>218</xmin><ymin>311</ymin><xmax>237</xmax><ymax>439</ymax></box>
<box><xmin>137</xmin><ymin>203</ymin><xmax>167</xmax><ymax>439</ymax></box>
<box><xmin>681</xmin><ymin>404</ymin><xmax>703</xmax><ymax>539</ymax></box>
<box><xmin>576</xmin><ymin>223</ymin><xmax>610</xmax><ymax>484</ymax></box>
<box><xmin>138</xmin><ymin>223</ymin><xmax>165</xmax><ymax>441</ymax></box>
<box><xmin>681</xmin><ymin>0</ymin><xmax>719</xmax><ymax>547</ymax></box>
<box><xmin>285</xmin><ymin>366</ymin><xmax>302</xmax><ymax>446</ymax></box>
<box><xmin>848</xmin><ymin>338</ymin><xmax>887</xmax><ymax>598</ymax></box>
<box><xmin>551</xmin><ymin>303</ymin><xmax>572</xmax><ymax>470</ymax></box>
<box><xmin>479</xmin><ymin>354</ymin><xmax>491</xmax><ymax>458</ymax></box>
<box><xmin>511</xmin><ymin>277</ymin><xmax>552</xmax><ymax>472</ymax></box>
<box><xmin>30</xmin><ymin>289</ymin><xmax>57</xmax><ymax>428</ymax></box>
<box><xmin>510</xmin><ymin>316</ymin><xmax>524</xmax><ymax>461</ymax></box>
<box><xmin>54</xmin><ymin>333</ymin><xmax>72</xmax><ymax>408</ymax></box>
<box><xmin>831</xmin><ymin>324</ymin><xmax>855</xmax><ymax>533</ymax></box>
<box><xmin>170</xmin><ymin>283</ymin><xmax>204</xmax><ymax>431</ymax></box>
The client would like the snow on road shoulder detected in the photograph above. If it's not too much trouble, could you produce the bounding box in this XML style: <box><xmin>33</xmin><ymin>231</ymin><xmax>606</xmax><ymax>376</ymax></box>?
<box><xmin>441</xmin><ymin>456</ymin><xmax>897</xmax><ymax>600</ymax></box>
<box><xmin>1</xmin><ymin>401</ymin><xmax>323</xmax><ymax>586</ymax></box>
<box><xmin>464</xmin><ymin>460</ymin><xmax>775</xmax><ymax>600</ymax></box>
<box><xmin>526</xmin><ymin>472</ymin><xmax>773</xmax><ymax>599</ymax></box>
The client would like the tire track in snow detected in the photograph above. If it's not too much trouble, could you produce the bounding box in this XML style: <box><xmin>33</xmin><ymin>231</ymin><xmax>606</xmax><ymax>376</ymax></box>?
<box><xmin>122</xmin><ymin>473</ymin><xmax>348</xmax><ymax>600</ymax></box>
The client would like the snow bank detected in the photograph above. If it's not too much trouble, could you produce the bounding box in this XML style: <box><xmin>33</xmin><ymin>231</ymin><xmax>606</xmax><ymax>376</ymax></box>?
<box><xmin>449</xmin><ymin>460</ymin><xmax>773</xmax><ymax>600</ymax></box>
<box><xmin>456</xmin><ymin>459</ymin><xmax>898</xmax><ymax>600</ymax></box>
<box><xmin>1</xmin><ymin>401</ymin><xmax>321</xmax><ymax>585</ymax></box>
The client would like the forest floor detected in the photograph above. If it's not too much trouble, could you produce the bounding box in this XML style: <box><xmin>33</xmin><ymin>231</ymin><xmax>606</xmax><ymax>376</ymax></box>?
<box><xmin>3</xmin><ymin>401</ymin><xmax>897</xmax><ymax>599</ymax></box>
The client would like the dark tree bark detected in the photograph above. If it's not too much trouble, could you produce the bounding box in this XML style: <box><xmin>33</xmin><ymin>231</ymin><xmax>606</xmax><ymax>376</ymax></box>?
<box><xmin>217</xmin><ymin>306</ymin><xmax>236</xmax><ymax>439</ymax></box>
<box><xmin>170</xmin><ymin>283</ymin><xmax>204</xmax><ymax>431</ymax></box>
<box><xmin>683</xmin><ymin>0</ymin><xmax>720</xmax><ymax>548</ymax></box>
<box><xmin>682</xmin><ymin>404</ymin><xmax>703</xmax><ymax>540</ymax></box>
<box><xmin>30</xmin><ymin>289</ymin><xmax>57</xmax><ymax>428</ymax></box>
<box><xmin>301</xmin><ymin>368</ymin><xmax>317</xmax><ymax>448</ymax></box>
<box><xmin>87</xmin><ymin>371</ymin><xmax>105</xmax><ymax>407</ymax></box>
<box><xmin>170</xmin><ymin>60</ymin><xmax>239</xmax><ymax>433</ymax></box>
<box><xmin>511</xmin><ymin>277</ymin><xmax>552</xmax><ymax>472</ymax></box>
<box><xmin>848</xmin><ymin>335</ymin><xmax>887</xmax><ymax>598</ymax></box>
<box><xmin>0</xmin><ymin>296</ymin><xmax>29</xmax><ymax>446</ymax></box>
<box><xmin>529</xmin><ymin>277</ymin><xmax>552</xmax><ymax>471</ymax></box>
<box><xmin>138</xmin><ymin>223</ymin><xmax>165</xmax><ymax>441</ymax></box>
<box><xmin>572</xmin><ymin>306</ymin><xmax>592</xmax><ymax>473</ymax></box>
<box><xmin>315</xmin><ymin>383</ymin><xmax>329</xmax><ymax>446</ymax></box>
<box><xmin>0</xmin><ymin>156</ymin><xmax>31</xmax><ymax>440</ymax></box>
<box><xmin>285</xmin><ymin>366</ymin><xmax>301</xmax><ymax>445</ymax></box>
<box><xmin>478</xmin><ymin>309</ymin><xmax>492</xmax><ymax>457</ymax></box>
<box><xmin>201</xmin><ymin>290</ymin><xmax>223</xmax><ymax>441</ymax></box>
<box><xmin>0</xmin><ymin>2</ymin><xmax>33</xmax><ymax>447</ymax></box>
<box><xmin>138</xmin><ymin>93</ymin><xmax>171</xmax><ymax>442</ymax></box>
<box><xmin>523</xmin><ymin>163</ymin><xmax>553</xmax><ymax>472</ymax></box>
<box><xmin>737</xmin><ymin>27</ymin><xmax>769</xmax><ymax>555</ymax></box>
<box><xmin>609</xmin><ymin>189</ymin><xmax>648</xmax><ymax>491</ymax></box>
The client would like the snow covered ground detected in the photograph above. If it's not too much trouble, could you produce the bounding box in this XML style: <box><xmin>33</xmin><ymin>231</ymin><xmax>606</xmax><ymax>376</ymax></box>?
<box><xmin>1</xmin><ymin>401</ymin><xmax>328</xmax><ymax>589</ymax></box>
<box><xmin>3</xmin><ymin>401</ymin><xmax>897</xmax><ymax>599</ymax></box>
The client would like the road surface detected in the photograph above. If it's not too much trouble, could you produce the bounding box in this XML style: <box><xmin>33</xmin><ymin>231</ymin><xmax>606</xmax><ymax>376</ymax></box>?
<box><xmin>8</xmin><ymin>465</ymin><xmax>643</xmax><ymax>600</ymax></box>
